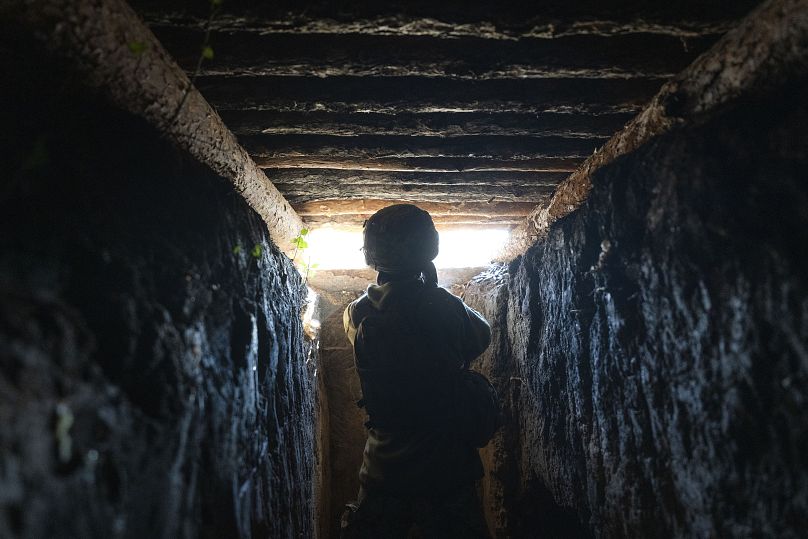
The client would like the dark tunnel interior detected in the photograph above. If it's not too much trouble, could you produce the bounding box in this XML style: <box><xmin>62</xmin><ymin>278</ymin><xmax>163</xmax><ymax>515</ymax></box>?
<box><xmin>1</xmin><ymin>0</ymin><xmax>807</xmax><ymax>537</ymax></box>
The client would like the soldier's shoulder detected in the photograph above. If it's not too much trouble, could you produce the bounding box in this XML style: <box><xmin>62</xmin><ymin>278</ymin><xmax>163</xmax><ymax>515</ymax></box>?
<box><xmin>346</xmin><ymin>292</ymin><xmax>375</xmax><ymax>325</ymax></box>
<box><xmin>420</xmin><ymin>285</ymin><xmax>465</xmax><ymax>312</ymax></box>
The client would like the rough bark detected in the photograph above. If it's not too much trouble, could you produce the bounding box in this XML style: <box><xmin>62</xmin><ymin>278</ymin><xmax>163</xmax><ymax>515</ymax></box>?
<box><xmin>293</xmin><ymin>200</ymin><xmax>539</xmax><ymax>228</ymax></box>
<box><xmin>220</xmin><ymin>111</ymin><xmax>634</xmax><ymax>139</ymax></box>
<box><xmin>253</xmin><ymin>156</ymin><xmax>583</xmax><ymax>173</ymax></box>
<box><xmin>128</xmin><ymin>0</ymin><xmax>761</xmax><ymax>33</ymax></box>
<box><xmin>150</xmin><ymin>27</ymin><xmax>714</xmax><ymax>79</ymax></box>
<box><xmin>268</xmin><ymin>170</ymin><xmax>566</xmax><ymax>188</ymax></box>
<box><xmin>465</xmin><ymin>78</ymin><xmax>808</xmax><ymax>538</ymax></box>
<box><xmin>241</xmin><ymin>134</ymin><xmax>607</xmax><ymax>162</ymax></box>
<box><xmin>0</xmin><ymin>43</ymin><xmax>316</xmax><ymax>539</ymax></box>
<box><xmin>196</xmin><ymin>75</ymin><xmax>661</xmax><ymax>115</ymax></box>
<box><xmin>268</xmin><ymin>170</ymin><xmax>564</xmax><ymax>205</ymax></box>
<box><xmin>134</xmin><ymin>13</ymin><xmax>745</xmax><ymax>39</ymax></box>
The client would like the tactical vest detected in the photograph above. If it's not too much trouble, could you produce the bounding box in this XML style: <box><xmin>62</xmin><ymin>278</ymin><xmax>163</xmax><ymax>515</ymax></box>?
<box><xmin>353</xmin><ymin>288</ymin><xmax>502</xmax><ymax>447</ymax></box>
<box><xmin>354</xmin><ymin>291</ymin><xmax>451</xmax><ymax>430</ymax></box>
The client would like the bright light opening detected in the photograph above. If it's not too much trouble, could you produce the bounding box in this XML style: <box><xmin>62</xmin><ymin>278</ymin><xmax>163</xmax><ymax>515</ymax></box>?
<box><xmin>434</xmin><ymin>229</ymin><xmax>510</xmax><ymax>268</ymax></box>
<box><xmin>302</xmin><ymin>286</ymin><xmax>320</xmax><ymax>340</ymax></box>
<box><xmin>303</xmin><ymin>227</ymin><xmax>510</xmax><ymax>270</ymax></box>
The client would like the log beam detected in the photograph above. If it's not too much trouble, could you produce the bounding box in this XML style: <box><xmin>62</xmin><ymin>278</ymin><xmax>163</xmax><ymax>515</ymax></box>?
<box><xmin>128</xmin><ymin>0</ymin><xmax>761</xmax><ymax>36</ymax></box>
<box><xmin>195</xmin><ymin>75</ymin><xmax>662</xmax><ymax>115</ymax></box>
<box><xmin>219</xmin><ymin>111</ymin><xmax>634</xmax><ymax>138</ymax></box>
<box><xmin>267</xmin><ymin>169</ymin><xmax>565</xmax><ymax>204</ymax></box>
<box><xmin>139</xmin><ymin>15</ymin><xmax>739</xmax><ymax>39</ymax></box>
<box><xmin>241</xmin><ymin>134</ymin><xmax>607</xmax><ymax>161</ymax></box>
<box><xmin>149</xmin><ymin>27</ymin><xmax>715</xmax><ymax>79</ymax></box>
<box><xmin>253</xmin><ymin>156</ymin><xmax>584</xmax><ymax>173</ymax></box>
<box><xmin>267</xmin><ymin>169</ymin><xmax>566</xmax><ymax>187</ymax></box>
<box><xmin>294</xmin><ymin>199</ymin><xmax>538</xmax><ymax>227</ymax></box>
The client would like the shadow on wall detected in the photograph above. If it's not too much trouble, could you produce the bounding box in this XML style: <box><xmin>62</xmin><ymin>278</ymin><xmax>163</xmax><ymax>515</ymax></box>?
<box><xmin>0</xmin><ymin>40</ymin><xmax>316</xmax><ymax>538</ymax></box>
<box><xmin>465</xmin><ymin>78</ymin><xmax>808</xmax><ymax>538</ymax></box>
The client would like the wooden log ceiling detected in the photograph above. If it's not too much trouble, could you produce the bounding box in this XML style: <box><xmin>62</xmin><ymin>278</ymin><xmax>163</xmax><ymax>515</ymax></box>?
<box><xmin>130</xmin><ymin>0</ymin><xmax>762</xmax><ymax>231</ymax></box>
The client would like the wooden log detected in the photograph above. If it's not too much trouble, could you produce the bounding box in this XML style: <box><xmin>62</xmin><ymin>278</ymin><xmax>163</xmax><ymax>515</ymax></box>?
<box><xmin>294</xmin><ymin>199</ymin><xmax>538</xmax><ymax>227</ymax></box>
<box><xmin>275</xmin><ymin>184</ymin><xmax>557</xmax><ymax>204</ymax></box>
<box><xmin>129</xmin><ymin>0</ymin><xmax>761</xmax><ymax>36</ymax></box>
<box><xmin>241</xmin><ymin>134</ymin><xmax>608</xmax><ymax>160</ymax></box>
<box><xmin>150</xmin><ymin>27</ymin><xmax>716</xmax><ymax>79</ymax></box>
<box><xmin>501</xmin><ymin>0</ymin><xmax>808</xmax><ymax>260</ymax></box>
<box><xmin>267</xmin><ymin>169</ymin><xmax>564</xmax><ymax>203</ymax></box>
<box><xmin>294</xmin><ymin>199</ymin><xmax>538</xmax><ymax>217</ymax></box>
<box><xmin>265</xmin><ymin>169</ymin><xmax>567</xmax><ymax>187</ymax></box>
<box><xmin>277</xmin><ymin>186</ymin><xmax>555</xmax><ymax>204</ymax></box>
<box><xmin>10</xmin><ymin>0</ymin><xmax>305</xmax><ymax>254</ymax></box>
<box><xmin>195</xmin><ymin>75</ymin><xmax>662</xmax><ymax>114</ymax></box>
<box><xmin>253</xmin><ymin>156</ymin><xmax>584</xmax><ymax>173</ymax></box>
<box><xmin>138</xmin><ymin>14</ymin><xmax>740</xmax><ymax>39</ymax></box>
<box><xmin>302</xmin><ymin>217</ymin><xmax>525</xmax><ymax>229</ymax></box>
<box><xmin>219</xmin><ymin>110</ymin><xmax>634</xmax><ymax>138</ymax></box>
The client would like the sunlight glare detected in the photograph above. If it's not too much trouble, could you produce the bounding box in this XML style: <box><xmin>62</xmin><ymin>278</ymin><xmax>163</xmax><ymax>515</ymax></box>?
<box><xmin>304</xmin><ymin>227</ymin><xmax>510</xmax><ymax>270</ymax></box>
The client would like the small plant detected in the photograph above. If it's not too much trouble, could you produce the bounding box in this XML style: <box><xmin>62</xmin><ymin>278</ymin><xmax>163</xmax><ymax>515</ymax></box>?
<box><xmin>291</xmin><ymin>228</ymin><xmax>309</xmax><ymax>262</ymax></box>
<box><xmin>170</xmin><ymin>0</ymin><xmax>223</xmax><ymax>123</ymax></box>
<box><xmin>303</xmin><ymin>260</ymin><xmax>319</xmax><ymax>280</ymax></box>
<box><xmin>290</xmin><ymin>228</ymin><xmax>321</xmax><ymax>285</ymax></box>
<box><xmin>231</xmin><ymin>243</ymin><xmax>262</xmax><ymax>259</ymax></box>
<box><xmin>128</xmin><ymin>41</ymin><xmax>148</xmax><ymax>55</ymax></box>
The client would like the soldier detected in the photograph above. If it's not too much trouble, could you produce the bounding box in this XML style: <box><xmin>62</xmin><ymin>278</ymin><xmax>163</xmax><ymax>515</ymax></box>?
<box><xmin>342</xmin><ymin>204</ymin><xmax>494</xmax><ymax>538</ymax></box>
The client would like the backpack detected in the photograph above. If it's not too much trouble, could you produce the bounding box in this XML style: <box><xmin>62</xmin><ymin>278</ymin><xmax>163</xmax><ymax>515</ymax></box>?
<box><xmin>452</xmin><ymin>369</ymin><xmax>502</xmax><ymax>448</ymax></box>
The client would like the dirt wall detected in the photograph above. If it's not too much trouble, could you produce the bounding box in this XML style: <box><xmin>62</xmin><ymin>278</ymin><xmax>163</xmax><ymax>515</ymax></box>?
<box><xmin>465</xmin><ymin>79</ymin><xmax>808</xmax><ymax>538</ymax></box>
<box><xmin>0</xmin><ymin>45</ymin><xmax>316</xmax><ymax>538</ymax></box>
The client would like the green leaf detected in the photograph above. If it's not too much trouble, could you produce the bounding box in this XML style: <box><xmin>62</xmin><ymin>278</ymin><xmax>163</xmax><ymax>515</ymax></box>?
<box><xmin>210</xmin><ymin>0</ymin><xmax>224</xmax><ymax>6</ymax></box>
<box><xmin>232</xmin><ymin>245</ymin><xmax>242</xmax><ymax>255</ymax></box>
<box><xmin>293</xmin><ymin>237</ymin><xmax>308</xmax><ymax>249</ymax></box>
<box><xmin>128</xmin><ymin>41</ymin><xmax>147</xmax><ymax>55</ymax></box>
<box><xmin>251</xmin><ymin>244</ymin><xmax>263</xmax><ymax>258</ymax></box>
<box><xmin>300</xmin><ymin>228</ymin><xmax>309</xmax><ymax>236</ymax></box>
<box><xmin>201</xmin><ymin>45</ymin><xmax>214</xmax><ymax>60</ymax></box>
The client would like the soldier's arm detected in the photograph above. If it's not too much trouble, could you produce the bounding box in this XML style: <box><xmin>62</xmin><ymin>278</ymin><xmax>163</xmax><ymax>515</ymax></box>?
<box><xmin>459</xmin><ymin>303</ymin><xmax>491</xmax><ymax>367</ymax></box>
<box><xmin>343</xmin><ymin>303</ymin><xmax>357</xmax><ymax>346</ymax></box>
<box><xmin>421</xmin><ymin>288</ymin><xmax>491</xmax><ymax>369</ymax></box>
<box><xmin>344</xmin><ymin>294</ymin><xmax>375</xmax><ymax>346</ymax></box>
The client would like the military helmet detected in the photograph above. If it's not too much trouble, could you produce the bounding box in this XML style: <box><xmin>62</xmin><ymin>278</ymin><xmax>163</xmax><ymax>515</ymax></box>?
<box><xmin>363</xmin><ymin>204</ymin><xmax>439</xmax><ymax>273</ymax></box>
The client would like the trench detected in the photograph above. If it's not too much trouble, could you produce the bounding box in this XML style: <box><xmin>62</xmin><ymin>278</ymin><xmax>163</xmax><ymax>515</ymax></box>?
<box><xmin>2</xmin><ymin>1</ymin><xmax>808</xmax><ymax>538</ymax></box>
